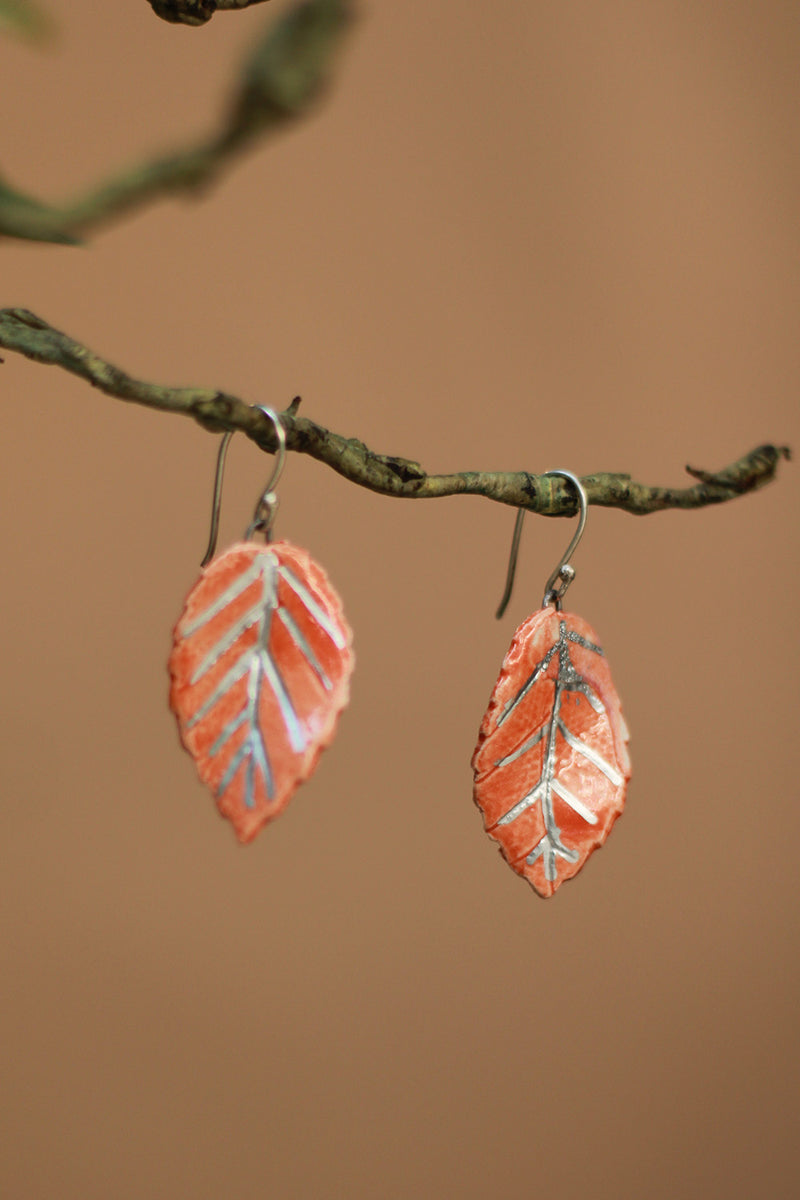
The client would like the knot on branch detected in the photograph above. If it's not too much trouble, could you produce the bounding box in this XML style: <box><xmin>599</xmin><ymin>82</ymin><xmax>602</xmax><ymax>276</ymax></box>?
<box><xmin>375</xmin><ymin>454</ymin><xmax>427</xmax><ymax>486</ymax></box>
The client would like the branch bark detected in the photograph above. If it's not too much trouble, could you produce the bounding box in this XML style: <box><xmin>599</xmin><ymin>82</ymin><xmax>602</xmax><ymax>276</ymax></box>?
<box><xmin>147</xmin><ymin>0</ymin><xmax>271</xmax><ymax>26</ymax></box>
<box><xmin>0</xmin><ymin>307</ymin><xmax>790</xmax><ymax>517</ymax></box>
<box><xmin>1</xmin><ymin>0</ymin><xmax>353</xmax><ymax>241</ymax></box>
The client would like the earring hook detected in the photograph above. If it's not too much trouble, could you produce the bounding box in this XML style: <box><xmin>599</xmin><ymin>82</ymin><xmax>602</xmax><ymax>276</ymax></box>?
<box><xmin>200</xmin><ymin>430</ymin><xmax>233</xmax><ymax>567</ymax></box>
<box><xmin>244</xmin><ymin>406</ymin><xmax>287</xmax><ymax>543</ymax></box>
<box><xmin>200</xmin><ymin>406</ymin><xmax>287</xmax><ymax>567</ymax></box>
<box><xmin>495</xmin><ymin>469</ymin><xmax>588</xmax><ymax>618</ymax></box>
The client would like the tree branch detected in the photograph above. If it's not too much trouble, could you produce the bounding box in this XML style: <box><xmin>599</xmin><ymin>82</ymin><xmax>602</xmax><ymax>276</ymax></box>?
<box><xmin>0</xmin><ymin>307</ymin><xmax>790</xmax><ymax>517</ymax></box>
<box><xmin>0</xmin><ymin>0</ymin><xmax>353</xmax><ymax>241</ymax></box>
<box><xmin>147</xmin><ymin>0</ymin><xmax>271</xmax><ymax>27</ymax></box>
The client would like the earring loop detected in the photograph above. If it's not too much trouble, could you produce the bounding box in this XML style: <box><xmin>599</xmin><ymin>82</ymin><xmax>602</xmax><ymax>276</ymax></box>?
<box><xmin>252</xmin><ymin>406</ymin><xmax>287</xmax><ymax>499</ymax></box>
<box><xmin>200</xmin><ymin>430</ymin><xmax>233</xmax><ymax>567</ymax></box>
<box><xmin>244</xmin><ymin>407</ymin><xmax>287</xmax><ymax>544</ymax></box>
<box><xmin>495</xmin><ymin>469</ymin><xmax>588</xmax><ymax>618</ymax></box>
<box><xmin>540</xmin><ymin>469</ymin><xmax>587</xmax><ymax>610</ymax></box>
<box><xmin>200</xmin><ymin>407</ymin><xmax>287</xmax><ymax>566</ymax></box>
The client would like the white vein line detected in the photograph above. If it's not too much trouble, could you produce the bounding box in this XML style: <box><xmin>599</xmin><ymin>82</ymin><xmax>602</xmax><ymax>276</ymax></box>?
<box><xmin>246</xmin><ymin>655</ymin><xmax>274</xmax><ymax>799</ymax></box>
<box><xmin>496</xmin><ymin>781</ymin><xmax>544</xmax><ymax>826</ymax></box>
<box><xmin>557</xmin><ymin>720</ymin><xmax>623</xmax><ymax>786</ymax></box>
<box><xmin>250</xmin><ymin>729</ymin><xmax>273</xmax><ymax>800</ymax></box>
<box><xmin>278</xmin><ymin>607</ymin><xmax>332</xmax><ymax>690</ymax></box>
<box><xmin>189</xmin><ymin>605</ymin><xmax>262</xmax><ymax>684</ymax></box>
<box><xmin>185</xmin><ymin>656</ymin><xmax>250</xmax><ymax>728</ymax></box>
<box><xmin>180</xmin><ymin>559</ymin><xmax>265</xmax><ymax>636</ymax></box>
<box><xmin>531</xmin><ymin>680</ymin><xmax>561</xmax><ymax>851</ymax></box>
<box><xmin>497</xmin><ymin>647</ymin><xmax>557</xmax><ymax>726</ymax></box>
<box><xmin>279</xmin><ymin>565</ymin><xmax>347</xmax><ymax>649</ymax></box>
<box><xmin>527</xmin><ymin>834</ymin><xmax>579</xmax><ymax>869</ymax></box>
<box><xmin>244</xmin><ymin>753</ymin><xmax>255</xmax><ymax>810</ymax></box>
<box><xmin>551</xmin><ymin>777</ymin><xmax>598</xmax><ymax>825</ymax></box>
<box><xmin>216</xmin><ymin>740</ymin><xmax>249</xmax><ymax>797</ymax></box>
<box><xmin>258</xmin><ymin>648</ymin><xmax>306</xmax><ymax>754</ymax></box>
<box><xmin>495</xmin><ymin>726</ymin><xmax>545</xmax><ymax>768</ymax></box>
<box><xmin>570</xmin><ymin>680</ymin><xmax>604</xmax><ymax>715</ymax></box>
<box><xmin>212</xmin><ymin>664</ymin><xmax>275</xmax><ymax>804</ymax></box>
<box><xmin>566</xmin><ymin>630</ymin><xmax>604</xmax><ymax>656</ymax></box>
<box><xmin>208</xmin><ymin>709</ymin><xmax>248</xmax><ymax>757</ymax></box>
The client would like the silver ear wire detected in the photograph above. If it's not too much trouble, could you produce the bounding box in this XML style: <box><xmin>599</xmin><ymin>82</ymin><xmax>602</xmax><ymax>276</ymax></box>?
<box><xmin>540</xmin><ymin>470</ymin><xmax>587</xmax><ymax>610</ymax></box>
<box><xmin>244</xmin><ymin>407</ymin><xmax>287</xmax><ymax>544</ymax></box>
<box><xmin>495</xmin><ymin>469</ymin><xmax>588</xmax><ymax>617</ymax></box>
<box><xmin>495</xmin><ymin>506</ymin><xmax>526</xmax><ymax>619</ymax></box>
<box><xmin>200</xmin><ymin>407</ymin><xmax>287</xmax><ymax>567</ymax></box>
<box><xmin>201</xmin><ymin>430</ymin><xmax>234</xmax><ymax>567</ymax></box>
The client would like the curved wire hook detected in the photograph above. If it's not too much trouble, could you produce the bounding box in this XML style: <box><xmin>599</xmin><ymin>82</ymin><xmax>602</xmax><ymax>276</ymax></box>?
<box><xmin>200</xmin><ymin>406</ymin><xmax>287</xmax><ymax>567</ymax></box>
<box><xmin>200</xmin><ymin>429</ymin><xmax>234</xmax><ymax>567</ymax></box>
<box><xmin>495</xmin><ymin>469</ymin><xmax>588</xmax><ymax>618</ymax></box>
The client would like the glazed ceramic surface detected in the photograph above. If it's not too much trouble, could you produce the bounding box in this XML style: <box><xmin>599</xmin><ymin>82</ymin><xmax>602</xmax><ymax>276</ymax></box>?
<box><xmin>169</xmin><ymin>541</ymin><xmax>353</xmax><ymax>843</ymax></box>
<box><xmin>472</xmin><ymin>606</ymin><xmax>630</xmax><ymax>897</ymax></box>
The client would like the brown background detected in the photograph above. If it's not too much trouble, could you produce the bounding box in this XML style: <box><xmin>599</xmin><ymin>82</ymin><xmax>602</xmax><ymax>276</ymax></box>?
<box><xmin>1</xmin><ymin>3</ymin><xmax>798</xmax><ymax>1197</ymax></box>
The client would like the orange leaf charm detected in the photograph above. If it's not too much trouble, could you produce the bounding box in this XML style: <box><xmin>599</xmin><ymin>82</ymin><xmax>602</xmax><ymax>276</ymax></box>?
<box><xmin>472</xmin><ymin>607</ymin><xmax>630</xmax><ymax>897</ymax></box>
<box><xmin>169</xmin><ymin>541</ymin><xmax>353</xmax><ymax>843</ymax></box>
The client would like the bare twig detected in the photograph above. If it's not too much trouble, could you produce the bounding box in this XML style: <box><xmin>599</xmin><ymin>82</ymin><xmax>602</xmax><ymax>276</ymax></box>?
<box><xmin>0</xmin><ymin>307</ymin><xmax>790</xmax><ymax>516</ymax></box>
<box><xmin>0</xmin><ymin>0</ymin><xmax>353</xmax><ymax>241</ymax></box>
<box><xmin>147</xmin><ymin>0</ymin><xmax>271</xmax><ymax>26</ymax></box>
<box><xmin>0</xmin><ymin>0</ymin><xmax>54</xmax><ymax>42</ymax></box>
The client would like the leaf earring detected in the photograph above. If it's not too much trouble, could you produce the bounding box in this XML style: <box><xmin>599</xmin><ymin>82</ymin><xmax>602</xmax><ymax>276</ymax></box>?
<box><xmin>168</xmin><ymin>408</ymin><xmax>354</xmax><ymax>844</ymax></box>
<box><xmin>472</xmin><ymin>470</ymin><xmax>631</xmax><ymax>897</ymax></box>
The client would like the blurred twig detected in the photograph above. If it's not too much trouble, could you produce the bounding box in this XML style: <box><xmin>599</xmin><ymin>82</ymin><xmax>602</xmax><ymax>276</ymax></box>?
<box><xmin>0</xmin><ymin>307</ymin><xmax>790</xmax><ymax>517</ymax></box>
<box><xmin>0</xmin><ymin>0</ymin><xmax>353</xmax><ymax>242</ymax></box>
<box><xmin>147</xmin><ymin>0</ymin><xmax>271</xmax><ymax>26</ymax></box>
<box><xmin>0</xmin><ymin>178</ymin><xmax>80</xmax><ymax>244</ymax></box>
<box><xmin>0</xmin><ymin>0</ymin><xmax>53</xmax><ymax>41</ymax></box>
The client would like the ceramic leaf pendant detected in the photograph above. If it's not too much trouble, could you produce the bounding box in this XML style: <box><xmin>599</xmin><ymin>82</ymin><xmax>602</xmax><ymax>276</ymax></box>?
<box><xmin>472</xmin><ymin>605</ymin><xmax>630</xmax><ymax>896</ymax></box>
<box><xmin>472</xmin><ymin>470</ymin><xmax>631</xmax><ymax>897</ymax></box>
<box><xmin>169</xmin><ymin>409</ymin><xmax>353</xmax><ymax>843</ymax></box>
<box><xmin>170</xmin><ymin>541</ymin><xmax>353</xmax><ymax>843</ymax></box>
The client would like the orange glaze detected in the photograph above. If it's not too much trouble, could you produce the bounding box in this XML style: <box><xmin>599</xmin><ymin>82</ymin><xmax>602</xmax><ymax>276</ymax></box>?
<box><xmin>472</xmin><ymin>607</ymin><xmax>630</xmax><ymax>896</ymax></box>
<box><xmin>169</xmin><ymin>541</ymin><xmax>353</xmax><ymax>843</ymax></box>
